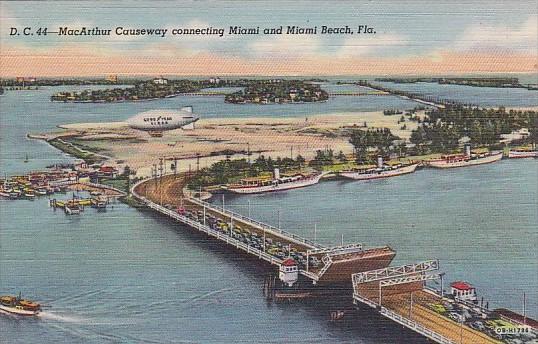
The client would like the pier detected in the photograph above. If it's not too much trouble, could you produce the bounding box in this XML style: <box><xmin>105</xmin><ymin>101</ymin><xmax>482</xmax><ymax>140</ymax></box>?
<box><xmin>131</xmin><ymin>173</ymin><xmax>395</xmax><ymax>285</ymax></box>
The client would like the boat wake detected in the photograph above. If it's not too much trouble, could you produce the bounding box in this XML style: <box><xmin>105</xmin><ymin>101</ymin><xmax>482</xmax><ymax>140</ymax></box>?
<box><xmin>38</xmin><ymin>311</ymin><xmax>87</xmax><ymax>324</ymax></box>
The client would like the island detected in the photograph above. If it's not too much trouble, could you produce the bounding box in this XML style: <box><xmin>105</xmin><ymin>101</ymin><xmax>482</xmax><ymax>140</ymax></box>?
<box><xmin>50</xmin><ymin>78</ymin><xmax>205</xmax><ymax>102</ymax></box>
<box><xmin>48</xmin><ymin>77</ymin><xmax>330</xmax><ymax>104</ymax></box>
<box><xmin>224</xmin><ymin>79</ymin><xmax>329</xmax><ymax>104</ymax></box>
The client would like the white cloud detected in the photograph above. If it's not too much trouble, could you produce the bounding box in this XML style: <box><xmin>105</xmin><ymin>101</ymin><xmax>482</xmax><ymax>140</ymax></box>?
<box><xmin>249</xmin><ymin>34</ymin><xmax>322</xmax><ymax>57</ymax></box>
<box><xmin>454</xmin><ymin>15</ymin><xmax>537</xmax><ymax>53</ymax></box>
<box><xmin>336</xmin><ymin>33</ymin><xmax>408</xmax><ymax>58</ymax></box>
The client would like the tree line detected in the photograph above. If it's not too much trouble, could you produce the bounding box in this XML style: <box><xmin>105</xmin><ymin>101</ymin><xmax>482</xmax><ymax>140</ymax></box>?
<box><xmin>410</xmin><ymin>105</ymin><xmax>537</xmax><ymax>153</ymax></box>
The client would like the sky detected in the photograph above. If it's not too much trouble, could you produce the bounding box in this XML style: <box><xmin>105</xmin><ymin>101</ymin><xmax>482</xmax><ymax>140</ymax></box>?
<box><xmin>1</xmin><ymin>0</ymin><xmax>537</xmax><ymax>77</ymax></box>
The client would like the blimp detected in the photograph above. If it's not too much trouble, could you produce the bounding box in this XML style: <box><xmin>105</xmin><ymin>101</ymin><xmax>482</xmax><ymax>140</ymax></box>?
<box><xmin>126</xmin><ymin>106</ymin><xmax>199</xmax><ymax>137</ymax></box>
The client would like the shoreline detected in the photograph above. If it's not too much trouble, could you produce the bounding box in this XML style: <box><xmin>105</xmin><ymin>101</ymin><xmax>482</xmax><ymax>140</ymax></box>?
<box><xmin>28</xmin><ymin>111</ymin><xmax>420</xmax><ymax>178</ymax></box>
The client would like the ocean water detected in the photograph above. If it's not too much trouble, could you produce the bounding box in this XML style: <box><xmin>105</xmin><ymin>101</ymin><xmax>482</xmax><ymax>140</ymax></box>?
<box><xmin>0</xmin><ymin>84</ymin><xmax>537</xmax><ymax>343</ymax></box>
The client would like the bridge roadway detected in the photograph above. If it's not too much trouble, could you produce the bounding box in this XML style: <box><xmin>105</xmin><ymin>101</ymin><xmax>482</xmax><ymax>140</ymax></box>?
<box><xmin>131</xmin><ymin>174</ymin><xmax>370</xmax><ymax>284</ymax></box>
<box><xmin>382</xmin><ymin>291</ymin><xmax>499</xmax><ymax>344</ymax></box>
<box><xmin>352</xmin><ymin>262</ymin><xmax>502</xmax><ymax>344</ymax></box>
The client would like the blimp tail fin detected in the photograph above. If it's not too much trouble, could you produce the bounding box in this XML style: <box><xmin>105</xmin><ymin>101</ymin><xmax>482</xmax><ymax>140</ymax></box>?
<box><xmin>182</xmin><ymin>122</ymin><xmax>195</xmax><ymax>130</ymax></box>
<box><xmin>181</xmin><ymin>106</ymin><xmax>193</xmax><ymax>113</ymax></box>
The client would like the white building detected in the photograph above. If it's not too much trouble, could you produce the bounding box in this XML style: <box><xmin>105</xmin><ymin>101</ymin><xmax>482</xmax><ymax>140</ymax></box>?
<box><xmin>153</xmin><ymin>77</ymin><xmax>168</xmax><ymax>85</ymax></box>
<box><xmin>279</xmin><ymin>258</ymin><xmax>298</xmax><ymax>287</ymax></box>
<box><xmin>451</xmin><ymin>281</ymin><xmax>477</xmax><ymax>303</ymax></box>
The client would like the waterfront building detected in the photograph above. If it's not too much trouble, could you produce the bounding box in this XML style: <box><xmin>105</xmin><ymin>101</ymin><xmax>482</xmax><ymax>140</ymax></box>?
<box><xmin>451</xmin><ymin>281</ymin><xmax>478</xmax><ymax>303</ymax></box>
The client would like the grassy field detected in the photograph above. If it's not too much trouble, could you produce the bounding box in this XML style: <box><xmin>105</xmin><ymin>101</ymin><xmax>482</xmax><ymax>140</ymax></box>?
<box><xmin>48</xmin><ymin>138</ymin><xmax>105</xmax><ymax>165</ymax></box>
<box><xmin>99</xmin><ymin>177</ymin><xmax>129</xmax><ymax>193</ymax></box>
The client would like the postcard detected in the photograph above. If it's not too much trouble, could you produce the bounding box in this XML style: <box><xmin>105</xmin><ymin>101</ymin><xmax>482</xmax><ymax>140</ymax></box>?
<box><xmin>1</xmin><ymin>1</ymin><xmax>537</xmax><ymax>343</ymax></box>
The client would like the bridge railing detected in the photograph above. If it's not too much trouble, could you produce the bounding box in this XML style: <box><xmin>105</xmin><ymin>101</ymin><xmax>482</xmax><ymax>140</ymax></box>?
<box><xmin>353</xmin><ymin>293</ymin><xmax>455</xmax><ymax>344</ymax></box>
<box><xmin>188</xmin><ymin>197</ymin><xmax>323</xmax><ymax>249</ymax></box>
<box><xmin>379</xmin><ymin>307</ymin><xmax>455</xmax><ymax>344</ymax></box>
<box><xmin>131</xmin><ymin>179</ymin><xmax>328</xmax><ymax>282</ymax></box>
<box><xmin>141</xmin><ymin>196</ymin><xmax>287</xmax><ymax>267</ymax></box>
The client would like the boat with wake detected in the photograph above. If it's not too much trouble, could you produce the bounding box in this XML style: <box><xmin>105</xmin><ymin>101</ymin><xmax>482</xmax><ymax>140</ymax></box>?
<box><xmin>0</xmin><ymin>293</ymin><xmax>41</xmax><ymax>316</ymax></box>
<box><xmin>340</xmin><ymin>156</ymin><xmax>418</xmax><ymax>180</ymax></box>
<box><xmin>224</xmin><ymin>168</ymin><xmax>325</xmax><ymax>194</ymax></box>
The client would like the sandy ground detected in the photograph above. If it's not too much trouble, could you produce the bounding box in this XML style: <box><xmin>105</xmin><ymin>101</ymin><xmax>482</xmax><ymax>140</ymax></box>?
<box><xmin>40</xmin><ymin>111</ymin><xmax>420</xmax><ymax>177</ymax></box>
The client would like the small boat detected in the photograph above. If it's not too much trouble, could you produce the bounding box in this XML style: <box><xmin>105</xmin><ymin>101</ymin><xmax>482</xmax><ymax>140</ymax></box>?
<box><xmin>23</xmin><ymin>191</ymin><xmax>36</xmax><ymax>200</ymax></box>
<box><xmin>0</xmin><ymin>293</ymin><xmax>41</xmax><ymax>316</ymax></box>
<box><xmin>35</xmin><ymin>188</ymin><xmax>48</xmax><ymax>196</ymax></box>
<box><xmin>91</xmin><ymin>196</ymin><xmax>107</xmax><ymax>209</ymax></box>
<box><xmin>24</xmin><ymin>154</ymin><xmax>29</xmax><ymax>163</ymax></box>
<box><xmin>63</xmin><ymin>192</ymin><xmax>82</xmax><ymax>215</ymax></box>
<box><xmin>64</xmin><ymin>201</ymin><xmax>81</xmax><ymax>215</ymax></box>
<box><xmin>340</xmin><ymin>157</ymin><xmax>418</xmax><ymax>180</ymax></box>
<box><xmin>508</xmin><ymin>149</ymin><xmax>538</xmax><ymax>159</ymax></box>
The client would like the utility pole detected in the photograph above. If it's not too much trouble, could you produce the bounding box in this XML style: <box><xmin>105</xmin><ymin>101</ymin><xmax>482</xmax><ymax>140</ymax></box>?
<box><xmin>378</xmin><ymin>282</ymin><xmax>382</xmax><ymax>307</ymax></box>
<box><xmin>523</xmin><ymin>292</ymin><xmax>527</xmax><ymax>326</ymax></box>
<box><xmin>341</xmin><ymin>233</ymin><xmax>344</xmax><ymax>246</ymax></box>
<box><xmin>440</xmin><ymin>273</ymin><xmax>445</xmax><ymax>299</ymax></box>
<box><xmin>409</xmin><ymin>292</ymin><xmax>414</xmax><ymax>319</ymax></box>
<box><xmin>158</xmin><ymin>158</ymin><xmax>164</xmax><ymax>206</ymax></box>
<box><xmin>460</xmin><ymin>316</ymin><xmax>464</xmax><ymax>344</ymax></box>
<box><xmin>196</xmin><ymin>153</ymin><xmax>200</xmax><ymax>172</ymax></box>
<box><xmin>222</xmin><ymin>194</ymin><xmax>225</xmax><ymax>210</ymax></box>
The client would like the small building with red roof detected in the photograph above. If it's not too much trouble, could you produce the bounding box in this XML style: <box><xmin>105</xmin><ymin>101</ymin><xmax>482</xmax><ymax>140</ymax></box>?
<box><xmin>279</xmin><ymin>258</ymin><xmax>298</xmax><ymax>287</ymax></box>
<box><xmin>98</xmin><ymin>166</ymin><xmax>118</xmax><ymax>178</ymax></box>
<box><xmin>451</xmin><ymin>281</ymin><xmax>477</xmax><ymax>303</ymax></box>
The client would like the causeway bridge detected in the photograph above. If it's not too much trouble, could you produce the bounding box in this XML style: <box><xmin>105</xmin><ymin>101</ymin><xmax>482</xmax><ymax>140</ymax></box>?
<box><xmin>130</xmin><ymin>173</ymin><xmax>534</xmax><ymax>343</ymax></box>
<box><xmin>131</xmin><ymin>174</ymin><xmax>394</xmax><ymax>285</ymax></box>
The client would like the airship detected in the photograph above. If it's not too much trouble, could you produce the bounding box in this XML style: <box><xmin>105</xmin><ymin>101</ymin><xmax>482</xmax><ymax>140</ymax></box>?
<box><xmin>126</xmin><ymin>106</ymin><xmax>199</xmax><ymax>137</ymax></box>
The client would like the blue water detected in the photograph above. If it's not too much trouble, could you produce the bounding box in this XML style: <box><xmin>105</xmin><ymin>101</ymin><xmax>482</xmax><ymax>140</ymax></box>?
<box><xmin>1</xmin><ymin>83</ymin><xmax>537</xmax><ymax>343</ymax></box>
<box><xmin>219</xmin><ymin>160</ymin><xmax>538</xmax><ymax>317</ymax></box>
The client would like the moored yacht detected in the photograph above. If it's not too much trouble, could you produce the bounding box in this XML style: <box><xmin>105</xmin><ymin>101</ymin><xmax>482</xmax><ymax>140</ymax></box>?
<box><xmin>427</xmin><ymin>144</ymin><xmax>502</xmax><ymax>169</ymax></box>
<box><xmin>340</xmin><ymin>156</ymin><xmax>418</xmax><ymax>180</ymax></box>
<box><xmin>224</xmin><ymin>169</ymin><xmax>325</xmax><ymax>194</ymax></box>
